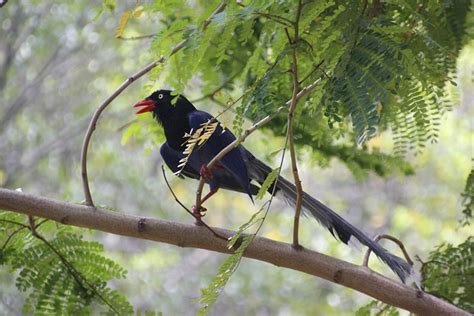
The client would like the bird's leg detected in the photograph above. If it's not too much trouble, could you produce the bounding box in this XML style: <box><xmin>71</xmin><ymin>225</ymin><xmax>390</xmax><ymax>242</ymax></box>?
<box><xmin>199</xmin><ymin>165</ymin><xmax>214</xmax><ymax>180</ymax></box>
<box><xmin>193</xmin><ymin>165</ymin><xmax>218</xmax><ymax>219</ymax></box>
<box><xmin>192</xmin><ymin>188</ymin><xmax>218</xmax><ymax>218</ymax></box>
<box><xmin>201</xmin><ymin>188</ymin><xmax>218</xmax><ymax>204</ymax></box>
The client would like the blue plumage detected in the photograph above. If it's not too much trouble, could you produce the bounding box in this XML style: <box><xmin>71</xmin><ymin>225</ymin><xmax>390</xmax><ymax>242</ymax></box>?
<box><xmin>187</xmin><ymin>110</ymin><xmax>253</xmax><ymax>199</ymax></box>
<box><xmin>133</xmin><ymin>89</ymin><xmax>414</xmax><ymax>283</ymax></box>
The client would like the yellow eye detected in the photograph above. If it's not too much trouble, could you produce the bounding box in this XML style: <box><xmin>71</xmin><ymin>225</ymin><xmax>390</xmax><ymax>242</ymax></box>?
<box><xmin>158</xmin><ymin>94</ymin><xmax>164</xmax><ymax>99</ymax></box>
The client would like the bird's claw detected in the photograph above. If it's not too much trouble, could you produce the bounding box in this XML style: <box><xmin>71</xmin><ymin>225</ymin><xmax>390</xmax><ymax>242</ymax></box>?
<box><xmin>199</xmin><ymin>165</ymin><xmax>213</xmax><ymax>180</ymax></box>
<box><xmin>192</xmin><ymin>204</ymin><xmax>207</xmax><ymax>218</ymax></box>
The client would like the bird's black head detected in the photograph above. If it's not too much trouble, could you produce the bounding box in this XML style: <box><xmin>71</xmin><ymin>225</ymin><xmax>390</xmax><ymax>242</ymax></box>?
<box><xmin>132</xmin><ymin>89</ymin><xmax>196</xmax><ymax>123</ymax></box>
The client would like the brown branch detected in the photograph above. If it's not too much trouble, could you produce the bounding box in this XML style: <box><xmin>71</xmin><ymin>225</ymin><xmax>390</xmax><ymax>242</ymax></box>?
<box><xmin>80</xmin><ymin>2</ymin><xmax>228</xmax><ymax>206</ymax></box>
<box><xmin>288</xmin><ymin>0</ymin><xmax>304</xmax><ymax>247</ymax></box>
<box><xmin>117</xmin><ymin>33</ymin><xmax>157</xmax><ymax>40</ymax></box>
<box><xmin>1</xmin><ymin>218</ymin><xmax>48</xmax><ymax>251</ymax></box>
<box><xmin>202</xmin><ymin>2</ymin><xmax>227</xmax><ymax>28</ymax></box>
<box><xmin>0</xmin><ymin>188</ymin><xmax>469</xmax><ymax>315</ymax></box>
<box><xmin>80</xmin><ymin>53</ymin><xmax>178</xmax><ymax>206</ymax></box>
<box><xmin>298</xmin><ymin>59</ymin><xmax>325</xmax><ymax>85</ymax></box>
<box><xmin>161</xmin><ymin>165</ymin><xmax>228</xmax><ymax>241</ymax></box>
<box><xmin>235</xmin><ymin>1</ymin><xmax>293</xmax><ymax>27</ymax></box>
<box><xmin>191</xmin><ymin>71</ymin><xmax>240</xmax><ymax>103</ymax></box>
<box><xmin>1</xmin><ymin>226</ymin><xmax>26</xmax><ymax>251</ymax></box>
<box><xmin>253</xmin><ymin>11</ymin><xmax>293</xmax><ymax>27</ymax></box>
<box><xmin>193</xmin><ymin>78</ymin><xmax>322</xmax><ymax>210</ymax></box>
<box><xmin>0</xmin><ymin>218</ymin><xmax>28</xmax><ymax>228</ymax></box>
<box><xmin>363</xmin><ymin>234</ymin><xmax>415</xmax><ymax>267</ymax></box>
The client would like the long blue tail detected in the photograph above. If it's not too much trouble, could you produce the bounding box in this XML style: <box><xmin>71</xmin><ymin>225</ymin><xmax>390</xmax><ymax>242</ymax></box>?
<box><xmin>247</xmin><ymin>156</ymin><xmax>413</xmax><ymax>283</ymax></box>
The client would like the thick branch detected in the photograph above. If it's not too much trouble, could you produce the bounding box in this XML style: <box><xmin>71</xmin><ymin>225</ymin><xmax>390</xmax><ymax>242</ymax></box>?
<box><xmin>0</xmin><ymin>188</ymin><xmax>469</xmax><ymax>315</ymax></box>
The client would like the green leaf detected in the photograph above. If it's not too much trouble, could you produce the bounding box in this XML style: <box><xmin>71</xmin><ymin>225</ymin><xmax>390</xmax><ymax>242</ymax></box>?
<box><xmin>422</xmin><ymin>237</ymin><xmax>474</xmax><ymax>311</ymax></box>
<box><xmin>460</xmin><ymin>167</ymin><xmax>474</xmax><ymax>226</ymax></box>
<box><xmin>198</xmin><ymin>207</ymin><xmax>264</xmax><ymax>315</ymax></box>
<box><xmin>0</xmin><ymin>212</ymin><xmax>133</xmax><ymax>315</ymax></box>
<box><xmin>356</xmin><ymin>300</ymin><xmax>399</xmax><ymax>316</ymax></box>
<box><xmin>115</xmin><ymin>11</ymin><xmax>131</xmax><ymax>38</ymax></box>
<box><xmin>255</xmin><ymin>168</ymin><xmax>280</xmax><ymax>200</ymax></box>
<box><xmin>197</xmin><ymin>235</ymin><xmax>251</xmax><ymax>316</ymax></box>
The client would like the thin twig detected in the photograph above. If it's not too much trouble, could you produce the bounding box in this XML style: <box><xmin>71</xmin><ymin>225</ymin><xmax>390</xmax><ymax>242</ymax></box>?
<box><xmin>117</xmin><ymin>33</ymin><xmax>157</xmax><ymax>40</ymax></box>
<box><xmin>252</xmin><ymin>125</ymin><xmax>291</xmax><ymax>242</ymax></box>
<box><xmin>214</xmin><ymin>132</ymin><xmax>290</xmax><ymax>283</ymax></box>
<box><xmin>235</xmin><ymin>1</ymin><xmax>294</xmax><ymax>27</ymax></box>
<box><xmin>213</xmin><ymin>93</ymin><xmax>246</xmax><ymax>120</ymax></box>
<box><xmin>1</xmin><ymin>218</ymin><xmax>48</xmax><ymax>250</ymax></box>
<box><xmin>298</xmin><ymin>59</ymin><xmax>325</xmax><ymax>85</ymax></box>
<box><xmin>254</xmin><ymin>11</ymin><xmax>294</xmax><ymax>27</ymax></box>
<box><xmin>203</xmin><ymin>2</ymin><xmax>227</xmax><ymax>29</ymax></box>
<box><xmin>191</xmin><ymin>71</ymin><xmax>240</xmax><ymax>103</ymax></box>
<box><xmin>193</xmin><ymin>77</ymin><xmax>322</xmax><ymax>214</ymax></box>
<box><xmin>0</xmin><ymin>218</ymin><xmax>29</xmax><ymax>228</ymax></box>
<box><xmin>116</xmin><ymin>118</ymin><xmax>137</xmax><ymax>132</ymax></box>
<box><xmin>1</xmin><ymin>226</ymin><xmax>25</xmax><ymax>250</ymax></box>
<box><xmin>288</xmin><ymin>0</ymin><xmax>304</xmax><ymax>248</ymax></box>
<box><xmin>80</xmin><ymin>2</ymin><xmax>228</xmax><ymax>206</ymax></box>
<box><xmin>28</xmin><ymin>216</ymin><xmax>121</xmax><ymax>314</ymax></box>
<box><xmin>161</xmin><ymin>166</ymin><xmax>229</xmax><ymax>241</ymax></box>
<box><xmin>362</xmin><ymin>234</ymin><xmax>414</xmax><ymax>267</ymax></box>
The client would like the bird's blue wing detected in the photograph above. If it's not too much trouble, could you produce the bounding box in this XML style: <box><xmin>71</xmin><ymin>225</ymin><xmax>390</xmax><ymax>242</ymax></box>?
<box><xmin>160</xmin><ymin>142</ymin><xmax>200</xmax><ymax>180</ymax></box>
<box><xmin>187</xmin><ymin>110</ymin><xmax>252</xmax><ymax>199</ymax></box>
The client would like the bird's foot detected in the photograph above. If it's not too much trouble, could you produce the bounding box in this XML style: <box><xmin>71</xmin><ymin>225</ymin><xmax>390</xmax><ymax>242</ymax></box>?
<box><xmin>199</xmin><ymin>165</ymin><xmax>213</xmax><ymax>180</ymax></box>
<box><xmin>192</xmin><ymin>204</ymin><xmax>207</xmax><ymax>219</ymax></box>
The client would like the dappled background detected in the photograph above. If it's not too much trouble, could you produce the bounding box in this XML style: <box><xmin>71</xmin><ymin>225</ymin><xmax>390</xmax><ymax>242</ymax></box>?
<box><xmin>0</xmin><ymin>1</ymin><xmax>472</xmax><ymax>315</ymax></box>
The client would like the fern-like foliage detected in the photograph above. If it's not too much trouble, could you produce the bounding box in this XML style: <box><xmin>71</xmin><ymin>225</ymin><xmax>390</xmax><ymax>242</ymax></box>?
<box><xmin>0</xmin><ymin>212</ymin><xmax>132</xmax><ymax>315</ymax></box>
<box><xmin>143</xmin><ymin>0</ymin><xmax>470</xmax><ymax>160</ymax></box>
<box><xmin>422</xmin><ymin>237</ymin><xmax>474</xmax><ymax>312</ymax></box>
<box><xmin>355</xmin><ymin>299</ymin><xmax>399</xmax><ymax>316</ymax></box>
<box><xmin>197</xmin><ymin>168</ymin><xmax>284</xmax><ymax>315</ymax></box>
<box><xmin>460</xmin><ymin>167</ymin><xmax>474</xmax><ymax>226</ymax></box>
<box><xmin>197</xmin><ymin>206</ymin><xmax>264</xmax><ymax>315</ymax></box>
<box><xmin>356</xmin><ymin>237</ymin><xmax>474</xmax><ymax>314</ymax></box>
<box><xmin>321</xmin><ymin>0</ymin><xmax>464</xmax><ymax>149</ymax></box>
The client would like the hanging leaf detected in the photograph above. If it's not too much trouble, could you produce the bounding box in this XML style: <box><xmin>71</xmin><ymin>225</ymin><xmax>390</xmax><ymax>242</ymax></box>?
<box><xmin>115</xmin><ymin>11</ymin><xmax>131</xmax><ymax>38</ymax></box>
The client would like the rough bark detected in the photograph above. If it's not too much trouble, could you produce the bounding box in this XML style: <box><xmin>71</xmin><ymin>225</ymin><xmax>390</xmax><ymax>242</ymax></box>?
<box><xmin>0</xmin><ymin>188</ymin><xmax>469</xmax><ymax>315</ymax></box>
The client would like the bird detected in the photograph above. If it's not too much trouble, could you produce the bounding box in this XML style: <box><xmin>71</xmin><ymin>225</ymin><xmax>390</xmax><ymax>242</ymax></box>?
<box><xmin>132</xmin><ymin>89</ymin><xmax>413</xmax><ymax>283</ymax></box>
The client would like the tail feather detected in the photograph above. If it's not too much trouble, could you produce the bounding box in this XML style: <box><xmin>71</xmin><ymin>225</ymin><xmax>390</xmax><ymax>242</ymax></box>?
<box><xmin>247</xmin><ymin>156</ymin><xmax>413</xmax><ymax>283</ymax></box>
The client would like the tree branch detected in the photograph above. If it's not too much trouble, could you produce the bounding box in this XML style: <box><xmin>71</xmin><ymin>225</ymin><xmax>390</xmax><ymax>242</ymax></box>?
<box><xmin>80</xmin><ymin>1</ymin><xmax>228</xmax><ymax>206</ymax></box>
<box><xmin>193</xmin><ymin>78</ymin><xmax>322</xmax><ymax>210</ymax></box>
<box><xmin>287</xmin><ymin>0</ymin><xmax>304</xmax><ymax>247</ymax></box>
<box><xmin>363</xmin><ymin>234</ymin><xmax>414</xmax><ymax>267</ymax></box>
<box><xmin>0</xmin><ymin>188</ymin><xmax>469</xmax><ymax>315</ymax></box>
<box><xmin>191</xmin><ymin>71</ymin><xmax>240</xmax><ymax>103</ymax></box>
<box><xmin>117</xmin><ymin>33</ymin><xmax>157</xmax><ymax>41</ymax></box>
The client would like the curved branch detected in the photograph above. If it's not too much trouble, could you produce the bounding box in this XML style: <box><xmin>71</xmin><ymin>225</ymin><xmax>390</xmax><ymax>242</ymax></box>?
<box><xmin>80</xmin><ymin>1</ymin><xmax>227</xmax><ymax>206</ymax></box>
<box><xmin>0</xmin><ymin>188</ymin><xmax>469</xmax><ymax>316</ymax></box>
<box><xmin>80</xmin><ymin>50</ymin><xmax>182</xmax><ymax>206</ymax></box>
<box><xmin>363</xmin><ymin>234</ymin><xmax>415</xmax><ymax>267</ymax></box>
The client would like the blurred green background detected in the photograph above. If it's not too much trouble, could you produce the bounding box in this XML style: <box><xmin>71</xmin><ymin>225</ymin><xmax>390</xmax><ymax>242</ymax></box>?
<box><xmin>0</xmin><ymin>1</ymin><xmax>472</xmax><ymax>315</ymax></box>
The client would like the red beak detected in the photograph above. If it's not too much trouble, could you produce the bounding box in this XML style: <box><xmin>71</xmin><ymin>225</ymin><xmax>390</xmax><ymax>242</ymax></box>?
<box><xmin>133</xmin><ymin>99</ymin><xmax>155</xmax><ymax>114</ymax></box>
